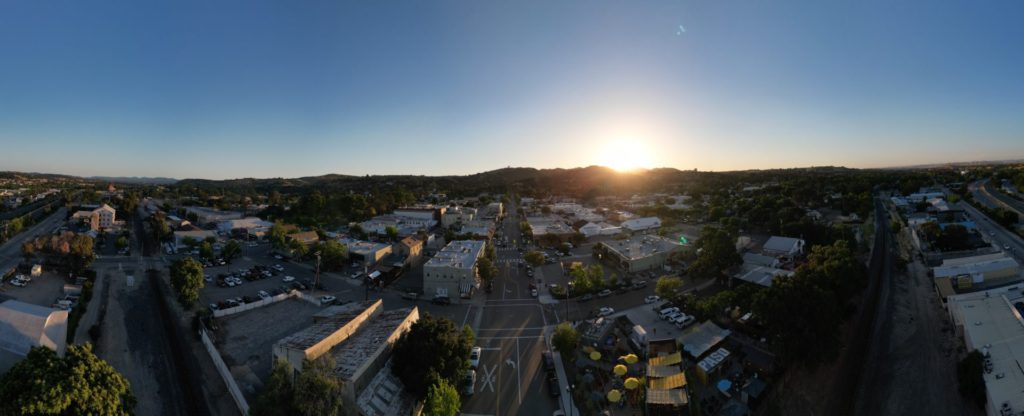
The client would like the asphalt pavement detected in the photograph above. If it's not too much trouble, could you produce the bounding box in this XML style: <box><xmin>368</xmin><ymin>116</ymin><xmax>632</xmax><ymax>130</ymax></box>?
<box><xmin>0</xmin><ymin>207</ymin><xmax>67</xmax><ymax>275</ymax></box>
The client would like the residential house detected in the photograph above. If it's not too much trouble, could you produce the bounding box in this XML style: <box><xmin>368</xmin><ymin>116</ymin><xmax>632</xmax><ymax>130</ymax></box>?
<box><xmin>761</xmin><ymin>236</ymin><xmax>805</xmax><ymax>257</ymax></box>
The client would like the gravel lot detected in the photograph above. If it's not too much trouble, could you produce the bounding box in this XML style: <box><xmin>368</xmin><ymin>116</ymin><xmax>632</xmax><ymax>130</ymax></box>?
<box><xmin>212</xmin><ymin>298</ymin><xmax>322</xmax><ymax>399</ymax></box>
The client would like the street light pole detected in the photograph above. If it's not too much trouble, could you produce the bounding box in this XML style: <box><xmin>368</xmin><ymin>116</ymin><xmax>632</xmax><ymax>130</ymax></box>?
<box><xmin>314</xmin><ymin>251</ymin><xmax>321</xmax><ymax>288</ymax></box>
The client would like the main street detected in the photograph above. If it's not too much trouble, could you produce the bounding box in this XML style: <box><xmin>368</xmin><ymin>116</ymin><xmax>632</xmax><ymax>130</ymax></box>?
<box><xmin>0</xmin><ymin>207</ymin><xmax>67</xmax><ymax>276</ymax></box>
<box><xmin>460</xmin><ymin>198</ymin><xmax>561</xmax><ymax>416</ymax></box>
<box><xmin>958</xmin><ymin>200</ymin><xmax>1024</xmax><ymax>264</ymax></box>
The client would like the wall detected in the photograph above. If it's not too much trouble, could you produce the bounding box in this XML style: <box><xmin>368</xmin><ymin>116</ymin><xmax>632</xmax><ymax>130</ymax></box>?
<box><xmin>200</xmin><ymin>326</ymin><xmax>249</xmax><ymax>415</ymax></box>
<box><xmin>212</xmin><ymin>291</ymin><xmax>297</xmax><ymax>318</ymax></box>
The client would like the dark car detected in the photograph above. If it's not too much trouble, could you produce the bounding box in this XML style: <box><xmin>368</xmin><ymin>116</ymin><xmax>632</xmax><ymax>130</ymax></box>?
<box><xmin>432</xmin><ymin>296</ymin><xmax>451</xmax><ymax>305</ymax></box>
<box><xmin>578</xmin><ymin>294</ymin><xmax>594</xmax><ymax>302</ymax></box>
<box><xmin>542</xmin><ymin>351</ymin><xmax>555</xmax><ymax>372</ymax></box>
<box><xmin>547</xmin><ymin>375</ymin><xmax>560</xmax><ymax>397</ymax></box>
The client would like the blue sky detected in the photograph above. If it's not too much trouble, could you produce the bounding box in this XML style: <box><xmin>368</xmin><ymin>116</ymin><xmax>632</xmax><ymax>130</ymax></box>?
<box><xmin>1</xmin><ymin>0</ymin><xmax>1022</xmax><ymax>179</ymax></box>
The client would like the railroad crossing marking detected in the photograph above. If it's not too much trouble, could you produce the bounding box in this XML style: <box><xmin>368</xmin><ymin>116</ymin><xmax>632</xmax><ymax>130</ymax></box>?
<box><xmin>481</xmin><ymin>364</ymin><xmax>497</xmax><ymax>393</ymax></box>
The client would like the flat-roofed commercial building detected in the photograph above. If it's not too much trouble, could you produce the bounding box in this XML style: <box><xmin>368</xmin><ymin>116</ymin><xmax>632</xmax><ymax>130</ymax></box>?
<box><xmin>272</xmin><ymin>299</ymin><xmax>419</xmax><ymax>416</ymax></box>
<box><xmin>934</xmin><ymin>253</ymin><xmax>1021</xmax><ymax>292</ymax></box>
<box><xmin>598</xmin><ymin>235</ymin><xmax>683</xmax><ymax>272</ymax></box>
<box><xmin>339</xmin><ymin>238</ymin><xmax>393</xmax><ymax>267</ymax></box>
<box><xmin>948</xmin><ymin>284</ymin><xmax>1024</xmax><ymax>416</ymax></box>
<box><xmin>423</xmin><ymin>240</ymin><xmax>485</xmax><ymax>302</ymax></box>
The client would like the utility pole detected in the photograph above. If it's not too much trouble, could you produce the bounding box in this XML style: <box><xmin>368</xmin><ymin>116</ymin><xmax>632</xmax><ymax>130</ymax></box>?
<box><xmin>314</xmin><ymin>251</ymin><xmax>322</xmax><ymax>288</ymax></box>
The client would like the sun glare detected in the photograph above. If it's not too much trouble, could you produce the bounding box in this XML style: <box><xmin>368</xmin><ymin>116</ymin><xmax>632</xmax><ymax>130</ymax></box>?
<box><xmin>599</xmin><ymin>139</ymin><xmax>653</xmax><ymax>172</ymax></box>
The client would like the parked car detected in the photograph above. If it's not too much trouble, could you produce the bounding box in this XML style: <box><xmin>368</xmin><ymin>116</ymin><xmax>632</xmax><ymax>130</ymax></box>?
<box><xmin>320</xmin><ymin>295</ymin><xmax>336</xmax><ymax>304</ymax></box>
<box><xmin>10</xmin><ymin>278</ymin><xmax>26</xmax><ymax>287</ymax></box>
<box><xmin>257</xmin><ymin>290</ymin><xmax>270</xmax><ymax>300</ymax></box>
<box><xmin>432</xmin><ymin>296</ymin><xmax>451</xmax><ymax>305</ymax></box>
<box><xmin>598</xmin><ymin>307</ymin><xmax>614</xmax><ymax>317</ymax></box>
<box><xmin>547</xmin><ymin>375</ymin><xmax>561</xmax><ymax>397</ymax></box>
<box><xmin>644</xmin><ymin>295</ymin><xmax>661</xmax><ymax>304</ymax></box>
<box><xmin>401</xmin><ymin>292</ymin><xmax>420</xmax><ymax>301</ymax></box>
<box><xmin>659</xmin><ymin>307</ymin><xmax>680</xmax><ymax>319</ymax></box>
<box><xmin>464</xmin><ymin>369</ymin><xmax>477</xmax><ymax>396</ymax></box>
<box><xmin>578</xmin><ymin>294</ymin><xmax>593</xmax><ymax>302</ymax></box>
<box><xmin>282</xmin><ymin>276</ymin><xmax>295</xmax><ymax>283</ymax></box>
<box><xmin>632</xmin><ymin>280</ymin><xmax>648</xmax><ymax>289</ymax></box>
<box><xmin>542</xmin><ymin>351</ymin><xmax>555</xmax><ymax>372</ymax></box>
<box><xmin>674</xmin><ymin>314</ymin><xmax>696</xmax><ymax>328</ymax></box>
<box><xmin>665</xmin><ymin>311</ymin><xmax>685</xmax><ymax>322</ymax></box>
<box><xmin>531</xmin><ymin>288</ymin><xmax>539</xmax><ymax>297</ymax></box>
<box><xmin>273</xmin><ymin>264</ymin><xmax>285</xmax><ymax>271</ymax></box>
<box><xmin>470</xmin><ymin>346</ymin><xmax>482</xmax><ymax>369</ymax></box>
<box><xmin>597</xmin><ymin>289</ymin><xmax>612</xmax><ymax>298</ymax></box>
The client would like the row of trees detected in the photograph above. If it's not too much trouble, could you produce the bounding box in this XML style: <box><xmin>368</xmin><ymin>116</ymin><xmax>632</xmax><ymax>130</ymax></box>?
<box><xmin>170</xmin><ymin>257</ymin><xmax>204</xmax><ymax>307</ymax></box>
<box><xmin>21</xmin><ymin>231</ymin><xmax>95</xmax><ymax>275</ymax></box>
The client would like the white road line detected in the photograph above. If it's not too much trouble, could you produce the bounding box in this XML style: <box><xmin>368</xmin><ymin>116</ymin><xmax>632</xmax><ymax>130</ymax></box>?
<box><xmin>477</xmin><ymin>327</ymin><xmax>548</xmax><ymax>331</ymax></box>
<box><xmin>481</xmin><ymin>364</ymin><xmax>497</xmax><ymax>393</ymax></box>
<box><xmin>462</xmin><ymin>304</ymin><xmax>473</xmax><ymax>327</ymax></box>
<box><xmin>516</xmin><ymin>338</ymin><xmax>522</xmax><ymax>405</ymax></box>
<box><xmin>476</xmin><ymin>335</ymin><xmax>545</xmax><ymax>340</ymax></box>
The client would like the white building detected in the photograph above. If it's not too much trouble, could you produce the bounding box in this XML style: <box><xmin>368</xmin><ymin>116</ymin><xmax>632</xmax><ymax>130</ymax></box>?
<box><xmin>184</xmin><ymin>206</ymin><xmax>243</xmax><ymax>224</ymax></box>
<box><xmin>948</xmin><ymin>284</ymin><xmax>1024</xmax><ymax>416</ymax></box>
<box><xmin>762</xmin><ymin>236</ymin><xmax>805</xmax><ymax>257</ymax></box>
<box><xmin>423</xmin><ymin>240</ymin><xmax>486</xmax><ymax>302</ymax></box>
<box><xmin>599</xmin><ymin>235</ymin><xmax>683</xmax><ymax>272</ymax></box>
<box><xmin>442</xmin><ymin>206</ymin><xmax>477</xmax><ymax>227</ymax></box>
<box><xmin>579</xmin><ymin>222</ymin><xmax>622</xmax><ymax>238</ymax></box>
<box><xmin>0</xmin><ymin>300</ymin><xmax>69</xmax><ymax>373</ymax></box>
<box><xmin>621</xmin><ymin>217</ymin><xmax>662</xmax><ymax>233</ymax></box>
<box><xmin>361</xmin><ymin>215</ymin><xmax>436</xmax><ymax>237</ymax></box>
<box><xmin>217</xmin><ymin>217</ymin><xmax>273</xmax><ymax>238</ymax></box>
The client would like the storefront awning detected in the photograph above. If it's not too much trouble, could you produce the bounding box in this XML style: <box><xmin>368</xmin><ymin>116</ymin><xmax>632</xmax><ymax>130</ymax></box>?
<box><xmin>649</xmin><ymin>372</ymin><xmax>687</xmax><ymax>390</ymax></box>
<box><xmin>648</xmin><ymin>351</ymin><xmax>681</xmax><ymax>366</ymax></box>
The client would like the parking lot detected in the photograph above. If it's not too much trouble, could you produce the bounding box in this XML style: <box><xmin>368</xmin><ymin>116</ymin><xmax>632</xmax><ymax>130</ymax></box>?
<box><xmin>1</xmin><ymin>270</ymin><xmax>71</xmax><ymax>308</ymax></box>
<box><xmin>186</xmin><ymin>241</ymin><xmax>361</xmax><ymax>311</ymax></box>
<box><xmin>212</xmin><ymin>298</ymin><xmax>322</xmax><ymax>398</ymax></box>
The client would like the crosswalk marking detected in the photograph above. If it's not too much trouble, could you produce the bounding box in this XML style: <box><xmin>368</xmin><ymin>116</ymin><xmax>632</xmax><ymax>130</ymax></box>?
<box><xmin>481</xmin><ymin>364</ymin><xmax>497</xmax><ymax>393</ymax></box>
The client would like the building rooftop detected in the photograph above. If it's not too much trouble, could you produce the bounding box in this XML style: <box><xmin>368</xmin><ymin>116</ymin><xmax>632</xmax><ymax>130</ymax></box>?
<box><xmin>425</xmin><ymin>240</ymin><xmax>485</xmax><ymax>270</ymax></box>
<box><xmin>763</xmin><ymin>236</ymin><xmax>804</xmax><ymax>254</ymax></box>
<box><xmin>949</xmin><ymin>284</ymin><xmax>1024</xmax><ymax>415</ymax></box>
<box><xmin>0</xmin><ymin>300</ymin><xmax>68</xmax><ymax>372</ymax></box>
<box><xmin>339</xmin><ymin>238</ymin><xmax>392</xmax><ymax>255</ymax></box>
<box><xmin>276</xmin><ymin>301</ymin><xmax>377</xmax><ymax>351</ymax></box>
<box><xmin>356</xmin><ymin>360</ymin><xmax>416</xmax><ymax>416</ymax></box>
<box><xmin>332</xmin><ymin>308</ymin><xmax>416</xmax><ymax>380</ymax></box>
<box><xmin>678</xmin><ymin>321</ymin><xmax>731</xmax><ymax>359</ymax></box>
<box><xmin>602</xmin><ymin>235</ymin><xmax>682</xmax><ymax>260</ymax></box>
<box><xmin>934</xmin><ymin>256</ymin><xmax>1020</xmax><ymax>280</ymax></box>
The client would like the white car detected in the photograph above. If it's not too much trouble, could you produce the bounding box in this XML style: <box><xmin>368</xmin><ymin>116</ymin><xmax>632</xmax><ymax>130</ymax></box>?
<box><xmin>10</xmin><ymin>278</ymin><xmax>26</xmax><ymax>287</ymax></box>
<box><xmin>282</xmin><ymin>276</ymin><xmax>295</xmax><ymax>283</ymax></box>
<box><xmin>257</xmin><ymin>290</ymin><xmax>270</xmax><ymax>300</ymax></box>
<box><xmin>665</xmin><ymin>311</ymin><xmax>684</xmax><ymax>322</ymax></box>
<box><xmin>320</xmin><ymin>295</ymin><xmax>336</xmax><ymax>305</ymax></box>
<box><xmin>598</xmin><ymin>307</ymin><xmax>615</xmax><ymax>317</ymax></box>
<box><xmin>672</xmin><ymin>314</ymin><xmax>695</xmax><ymax>328</ymax></box>
<box><xmin>469</xmin><ymin>346</ymin><xmax>482</xmax><ymax>369</ymax></box>
<box><xmin>531</xmin><ymin>289</ymin><xmax>538</xmax><ymax>297</ymax></box>
<box><xmin>273</xmin><ymin>264</ymin><xmax>285</xmax><ymax>271</ymax></box>
<box><xmin>644</xmin><ymin>295</ymin><xmax>661</xmax><ymax>304</ymax></box>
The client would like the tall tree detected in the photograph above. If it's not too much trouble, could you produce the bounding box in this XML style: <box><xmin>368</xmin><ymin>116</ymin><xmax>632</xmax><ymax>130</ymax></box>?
<box><xmin>316</xmin><ymin>240</ymin><xmax>349</xmax><ymax>271</ymax></box>
<box><xmin>251</xmin><ymin>359</ymin><xmax>299</xmax><ymax>416</ymax></box>
<box><xmin>199</xmin><ymin>241</ymin><xmax>214</xmax><ymax>260</ymax></box>
<box><xmin>524</xmin><ymin>250</ymin><xmax>544</xmax><ymax>267</ymax></box>
<box><xmin>294</xmin><ymin>356</ymin><xmax>343</xmax><ymax>416</ymax></box>
<box><xmin>391</xmin><ymin>314</ymin><xmax>475</xmax><ymax>399</ymax></box>
<box><xmin>269</xmin><ymin>221</ymin><xmax>288</xmax><ymax>249</ymax></box>
<box><xmin>170</xmin><ymin>257</ymin><xmax>204</xmax><ymax>307</ymax></box>
<box><xmin>476</xmin><ymin>257</ymin><xmax>498</xmax><ymax>285</ymax></box>
<box><xmin>423</xmin><ymin>379</ymin><xmax>461</xmax><ymax>416</ymax></box>
<box><xmin>551</xmin><ymin>322</ymin><xmax>579</xmax><ymax>359</ymax></box>
<box><xmin>656</xmin><ymin>276</ymin><xmax>684</xmax><ymax>300</ymax></box>
<box><xmin>385</xmin><ymin>225</ymin><xmax>399</xmax><ymax>241</ymax></box>
<box><xmin>0</xmin><ymin>344</ymin><xmax>136</xmax><ymax>416</ymax></box>
<box><xmin>688</xmin><ymin>226</ymin><xmax>741</xmax><ymax>280</ymax></box>
<box><xmin>221</xmin><ymin>239</ymin><xmax>242</xmax><ymax>261</ymax></box>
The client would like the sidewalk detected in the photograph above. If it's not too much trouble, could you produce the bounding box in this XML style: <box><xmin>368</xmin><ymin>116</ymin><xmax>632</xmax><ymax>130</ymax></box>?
<box><xmin>544</xmin><ymin>325</ymin><xmax>581</xmax><ymax>416</ymax></box>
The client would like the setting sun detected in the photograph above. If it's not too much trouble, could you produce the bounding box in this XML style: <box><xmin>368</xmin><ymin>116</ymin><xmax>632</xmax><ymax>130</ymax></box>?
<box><xmin>598</xmin><ymin>139</ymin><xmax>653</xmax><ymax>171</ymax></box>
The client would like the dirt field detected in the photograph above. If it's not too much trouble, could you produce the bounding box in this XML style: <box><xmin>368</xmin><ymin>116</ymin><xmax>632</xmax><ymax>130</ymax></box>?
<box><xmin>853</xmin><ymin>233</ymin><xmax>980</xmax><ymax>416</ymax></box>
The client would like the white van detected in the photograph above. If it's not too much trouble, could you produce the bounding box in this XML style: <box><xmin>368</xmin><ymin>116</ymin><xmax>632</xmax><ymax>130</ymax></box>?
<box><xmin>659</xmin><ymin>307</ymin><xmax>680</xmax><ymax>319</ymax></box>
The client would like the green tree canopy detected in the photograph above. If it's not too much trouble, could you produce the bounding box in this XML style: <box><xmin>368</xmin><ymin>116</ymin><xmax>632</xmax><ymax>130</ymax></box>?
<box><xmin>476</xmin><ymin>256</ymin><xmax>498</xmax><ymax>285</ymax></box>
<box><xmin>170</xmin><ymin>257</ymin><xmax>204</xmax><ymax>307</ymax></box>
<box><xmin>552</xmin><ymin>322</ymin><xmax>579</xmax><ymax>359</ymax></box>
<box><xmin>656</xmin><ymin>276</ymin><xmax>684</xmax><ymax>300</ymax></box>
<box><xmin>957</xmin><ymin>350</ymin><xmax>986</xmax><ymax>409</ymax></box>
<box><xmin>316</xmin><ymin>240</ymin><xmax>349</xmax><ymax>271</ymax></box>
<box><xmin>0</xmin><ymin>344</ymin><xmax>135</xmax><ymax>416</ymax></box>
<box><xmin>423</xmin><ymin>378</ymin><xmax>461</xmax><ymax>416</ymax></box>
<box><xmin>251</xmin><ymin>359</ymin><xmax>299</xmax><ymax>416</ymax></box>
<box><xmin>199</xmin><ymin>241</ymin><xmax>214</xmax><ymax>260</ymax></box>
<box><xmin>391</xmin><ymin>314</ymin><xmax>475</xmax><ymax>399</ymax></box>
<box><xmin>221</xmin><ymin>239</ymin><xmax>242</xmax><ymax>261</ymax></box>
<box><xmin>688</xmin><ymin>226</ymin><xmax>741</xmax><ymax>280</ymax></box>
<box><xmin>524</xmin><ymin>250</ymin><xmax>544</xmax><ymax>267</ymax></box>
<box><xmin>269</xmin><ymin>221</ymin><xmax>288</xmax><ymax>249</ymax></box>
<box><xmin>294</xmin><ymin>356</ymin><xmax>343</xmax><ymax>416</ymax></box>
